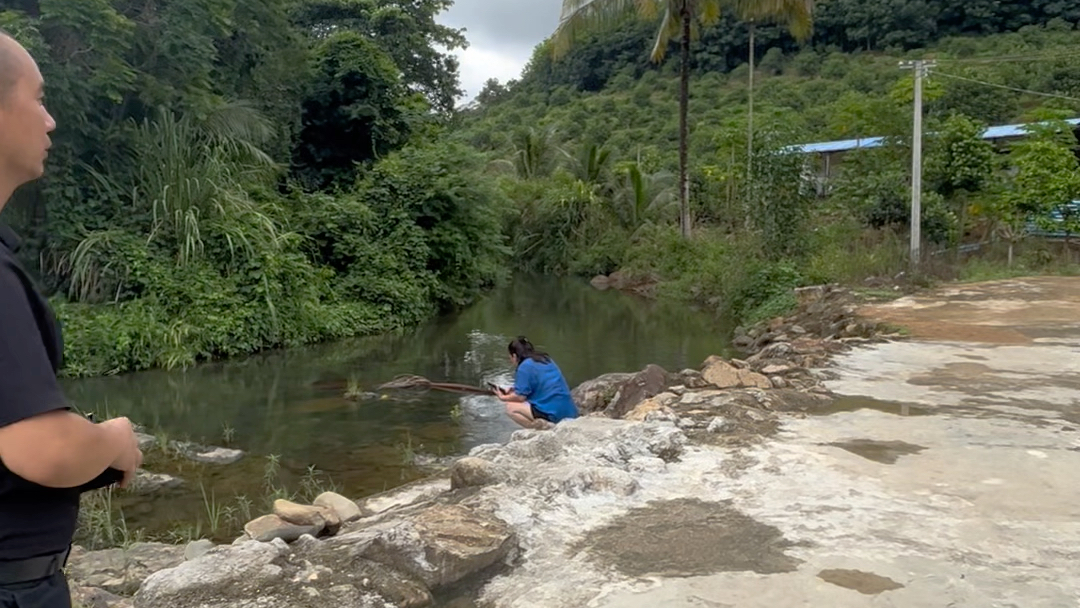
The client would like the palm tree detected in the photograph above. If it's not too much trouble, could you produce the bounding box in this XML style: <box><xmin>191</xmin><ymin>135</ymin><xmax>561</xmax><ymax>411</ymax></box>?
<box><xmin>552</xmin><ymin>0</ymin><xmax>815</xmax><ymax>239</ymax></box>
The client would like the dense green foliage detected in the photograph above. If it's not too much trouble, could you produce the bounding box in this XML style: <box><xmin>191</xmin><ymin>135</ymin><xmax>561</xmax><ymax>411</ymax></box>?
<box><xmin>458</xmin><ymin>12</ymin><xmax>1080</xmax><ymax>324</ymax></box>
<box><xmin>3</xmin><ymin>0</ymin><xmax>1079</xmax><ymax>378</ymax></box>
<box><xmin>508</xmin><ymin>0</ymin><xmax>1080</xmax><ymax>95</ymax></box>
<box><xmin>0</xmin><ymin>0</ymin><xmax>502</xmax><ymax>377</ymax></box>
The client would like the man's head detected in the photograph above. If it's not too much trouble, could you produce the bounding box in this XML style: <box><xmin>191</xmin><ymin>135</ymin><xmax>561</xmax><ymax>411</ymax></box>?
<box><xmin>0</xmin><ymin>30</ymin><xmax>55</xmax><ymax>196</ymax></box>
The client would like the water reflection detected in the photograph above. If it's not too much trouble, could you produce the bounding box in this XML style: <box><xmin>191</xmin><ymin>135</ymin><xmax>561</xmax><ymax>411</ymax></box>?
<box><xmin>63</xmin><ymin>275</ymin><xmax>734</xmax><ymax>536</ymax></box>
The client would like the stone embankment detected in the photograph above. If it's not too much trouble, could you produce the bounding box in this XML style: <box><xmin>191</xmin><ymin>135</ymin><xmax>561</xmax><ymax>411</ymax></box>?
<box><xmin>68</xmin><ymin>285</ymin><xmax>893</xmax><ymax>608</ymax></box>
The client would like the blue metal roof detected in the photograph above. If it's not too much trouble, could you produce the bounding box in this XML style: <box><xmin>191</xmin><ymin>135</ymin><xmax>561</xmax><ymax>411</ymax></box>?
<box><xmin>788</xmin><ymin>117</ymin><xmax>1080</xmax><ymax>155</ymax></box>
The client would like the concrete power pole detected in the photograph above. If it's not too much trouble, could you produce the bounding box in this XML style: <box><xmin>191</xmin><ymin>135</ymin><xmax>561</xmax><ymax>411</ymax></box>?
<box><xmin>899</xmin><ymin>59</ymin><xmax>935</xmax><ymax>268</ymax></box>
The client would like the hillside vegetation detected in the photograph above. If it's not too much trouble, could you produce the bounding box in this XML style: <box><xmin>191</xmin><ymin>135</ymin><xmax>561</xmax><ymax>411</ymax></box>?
<box><xmin>454</xmin><ymin>7</ymin><xmax>1080</xmax><ymax>324</ymax></box>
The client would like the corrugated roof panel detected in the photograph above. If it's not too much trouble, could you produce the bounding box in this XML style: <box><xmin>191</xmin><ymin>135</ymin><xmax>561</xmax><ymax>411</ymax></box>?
<box><xmin>788</xmin><ymin>118</ymin><xmax>1080</xmax><ymax>155</ymax></box>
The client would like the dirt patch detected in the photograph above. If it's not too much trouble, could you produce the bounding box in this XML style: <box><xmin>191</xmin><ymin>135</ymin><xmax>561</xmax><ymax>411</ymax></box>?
<box><xmin>827</xmin><ymin>439</ymin><xmax>927</xmax><ymax>464</ymax></box>
<box><xmin>578</xmin><ymin>498</ymin><xmax>801</xmax><ymax>577</ymax></box>
<box><xmin>817</xmin><ymin>569</ymin><xmax>904</xmax><ymax>594</ymax></box>
<box><xmin>857</xmin><ymin>276</ymin><xmax>1080</xmax><ymax>344</ymax></box>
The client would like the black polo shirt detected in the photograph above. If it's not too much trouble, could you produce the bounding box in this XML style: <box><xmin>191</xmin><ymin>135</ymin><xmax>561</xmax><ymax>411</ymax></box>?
<box><xmin>0</xmin><ymin>224</ymin><xmax>82</xmax><ymax>560</ymax></box>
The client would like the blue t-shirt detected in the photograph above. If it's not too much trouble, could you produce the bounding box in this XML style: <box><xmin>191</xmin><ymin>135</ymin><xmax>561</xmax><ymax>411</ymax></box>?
<box><xmin>513</xmin><ymin>357</ymin><xmax>579</xmax><ymax>422</ymax></box>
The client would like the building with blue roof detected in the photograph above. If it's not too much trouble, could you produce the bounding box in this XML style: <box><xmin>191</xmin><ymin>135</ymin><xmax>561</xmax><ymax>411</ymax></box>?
<box><xmin>787</xmin><ymin>117</ymin><xmax>1080</xmax><ymax>197</ymax></box>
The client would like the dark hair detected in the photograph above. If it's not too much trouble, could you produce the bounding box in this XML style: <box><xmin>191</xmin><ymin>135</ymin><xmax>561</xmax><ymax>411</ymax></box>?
<box><xmin>508</xmin><ymin>336</ymin><xmax>550</xmax><ymax>364</ymax></box>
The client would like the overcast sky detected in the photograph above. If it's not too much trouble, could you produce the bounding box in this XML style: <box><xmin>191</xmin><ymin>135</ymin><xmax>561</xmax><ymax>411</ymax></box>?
<box><xmin>437</xmin><ymin>0</ymin><xmax>564</xmax><ymax>103</ymax></box>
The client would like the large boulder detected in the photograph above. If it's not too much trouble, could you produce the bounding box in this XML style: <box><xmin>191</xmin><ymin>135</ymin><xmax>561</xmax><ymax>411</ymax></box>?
<box><xmin>450</xmin><ymin>457</ymin><xmax>501</xmax><ymax>489</ymax></box>
<box><xmin>319</xmin><ymin>503</ymin><xmax>516</xmax><ymax>591</ymax></box>
<box><xmin>314</xmin><ymin>491</ymin><xmax>363</xmax><ymax>523</ymax></box>
<box><xmin>68</xmin><ymin>542</ymin><xmax>186</xmax><ymax>597</ymax></box>
<box><xmin>604</xmin><ymin>364</ymin><xmax>671</xmax><ymax>419</ymax></box>
<box><xmin>571</xmin><ymin>373</ymin><xmax>634</xmax><ymax>415</ymax></box>
<box><xmin>701</xmin><ymin>356</ymin><xmax>771</xmax><ymax>390</ymax></box>
<box><xmin>133</xmin><ymin>538</ymin><xmax>411</xmax><ymax>608</ymax></box>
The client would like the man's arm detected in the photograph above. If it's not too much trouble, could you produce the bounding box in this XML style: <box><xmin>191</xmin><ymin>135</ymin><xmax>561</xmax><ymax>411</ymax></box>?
<box><xmin>0</xmin><ymin>266</ymin><xmax>140</xmax><ymax>488</ymax></box>
<box><xmin>0</xmin><ymin>411</ymin><xmax>137</xmax><ymax>488</ymax></box>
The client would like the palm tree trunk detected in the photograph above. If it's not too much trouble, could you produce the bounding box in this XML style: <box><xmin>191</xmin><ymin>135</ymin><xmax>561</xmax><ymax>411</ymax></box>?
<box><xmin>746</xmin><ymin>21</ymin><xmax>755</xmax><ymax>231</ymax></box>
<box><xmin>678</xmin><ymin>8</ymin><xmax>692</xmax><ymax>239</ymax></box>
<box><xmin>747</xmin><ymin>21</ymin><xmax>755</xmax><ymax>179</ymax></box>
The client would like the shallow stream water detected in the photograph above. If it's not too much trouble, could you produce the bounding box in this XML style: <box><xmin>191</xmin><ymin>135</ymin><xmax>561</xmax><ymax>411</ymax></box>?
<box><xmin>62</xmin><ymin>275</ymin><xmax>735</xmax><ymax>542</ymax></box>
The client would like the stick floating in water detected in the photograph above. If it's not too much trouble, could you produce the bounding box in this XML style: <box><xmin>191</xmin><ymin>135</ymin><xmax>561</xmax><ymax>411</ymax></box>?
<box><xmin>377</xmin><ymin>374</ymin><xmax>496</xmax><ymax>396</ymax></box>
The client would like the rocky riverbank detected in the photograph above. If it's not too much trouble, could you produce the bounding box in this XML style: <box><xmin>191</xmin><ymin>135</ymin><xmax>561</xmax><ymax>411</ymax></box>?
<box><xmin>67</xmin><ymin>284</ymin><xmax>899</xmax><ymax>608</ymax></box>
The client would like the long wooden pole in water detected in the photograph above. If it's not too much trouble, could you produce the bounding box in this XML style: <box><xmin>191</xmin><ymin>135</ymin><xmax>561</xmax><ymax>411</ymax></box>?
<box><xmin>377</xmin><ymin>374</ymin><xmax>496</xmax><ymax>396</ymax></box>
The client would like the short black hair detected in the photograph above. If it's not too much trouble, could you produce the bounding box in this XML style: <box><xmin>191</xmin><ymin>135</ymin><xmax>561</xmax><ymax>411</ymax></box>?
<box><xmin>0</xmin><ymin>29</ymin><xmax>21</xmax><ymax>103</ymax></box>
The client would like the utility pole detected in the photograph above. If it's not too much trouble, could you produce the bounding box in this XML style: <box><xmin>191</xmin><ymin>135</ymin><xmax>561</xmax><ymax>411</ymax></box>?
<box><xmin>899</xmin><ymin>59</ymin><xmax>935</xmax><ymax>268</ymax></box>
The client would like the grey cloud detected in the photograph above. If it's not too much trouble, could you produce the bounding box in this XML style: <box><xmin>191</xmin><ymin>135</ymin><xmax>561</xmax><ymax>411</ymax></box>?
<box><xmin>441</xmin><ymin>0</ymin><xmax>562</xmax><ymax>55</ymax></box>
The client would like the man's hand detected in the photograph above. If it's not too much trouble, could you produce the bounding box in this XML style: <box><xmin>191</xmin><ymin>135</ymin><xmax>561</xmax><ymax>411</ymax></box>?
<box><xmin>100</xmin><ymin>417</ymin><xmax>143</xmax><ymax>488</ymax></box>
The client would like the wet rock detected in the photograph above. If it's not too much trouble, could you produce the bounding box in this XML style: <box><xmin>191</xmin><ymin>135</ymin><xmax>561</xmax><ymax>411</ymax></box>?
<box><xmin>770</xmin><ymin>376</ymin><xmax>789</xmax><ymax>389</ymax></box>
<box><xmin>68</xmin><ymin>542</ymin><xmax>186</xmax><ymax>596</ymax></box>
<box><xmin>273</xmin><ymin>499</ymin><xmax>328</xmax><ymax>528</ymax></box>
<box><xmin>244</xmin><ymin>514</ymin><xmax>323</xmax><ymax>543</ymax></box>
<box><xmin>818</xmin><ymin>569</ymin><xmax>905</xmax><ymax>595</ymax></box>
<box><xmin>129</xmin><ymin>470</ymin><xmax>183</xmax><ymax>494</ymax></box>
<box><xmin>571</xmin><ymin>372</ymin><xmax>634</xmax><ymax>415</ymax></box>
<box><xmin>71</xmin><ymin>585</ymin><xmax>132</xmax><ymax>608</ymax></box>
<box><xmin>314</xmin><ymin>491</ymin><xmax>363</xmax><ymax>523</ymax></box>
<box><xmin>578</xmin><ymin>498</ymin><xmax>800</xmax><ymax>578</ymax></box>
<box><xmin>184</xmin><ymin>540</ymin><xmax>215</xmax><ymax>561</ymax></box>
<box><xmin>450</xmin><ymin>457</ymin><xmax>500</xmax><ymax>489</ymax></box>
<box><xmin>605</xmin><ymin>364</ymin><xmax>671</xmax><ymax>419</ymax></box>
<box><xmin>135</xmin><ymin>433</ymin><xmax>157</xmax><ymax>452</ymax></box>
<box><xmin>184</xmin><ymin>446</ymin><xmax>244</xmax><ymax>465</ymax></box>
<box><xmin>589</xmin><ymin>274</ymin><xmax>611</xmax><ymax>290</ymax></box>
<box><xmin>762</xmin><ymin>364</ymin><xmax>793</xmax><ymax>375</ymax></box>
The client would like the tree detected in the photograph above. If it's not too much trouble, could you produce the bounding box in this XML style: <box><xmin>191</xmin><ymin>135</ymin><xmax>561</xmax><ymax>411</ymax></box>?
<box><xmin>551</xmin><ymin>0</ymin><xmax>814</xmax><ymax>238</ymax></box>
<box><xmin>290</xmin><ymin>31</ymin><xmax>419</xmax><ymax>190</ymax></box>
<box><xmin>289</xmin><ymin>0</ymin><xmax>467</xmax><ymax>115</ymax></box>
<box><xmin>1008</xmin><ymin>121</ymin><xmax>1080</xmax><ymax>261</ymax></box>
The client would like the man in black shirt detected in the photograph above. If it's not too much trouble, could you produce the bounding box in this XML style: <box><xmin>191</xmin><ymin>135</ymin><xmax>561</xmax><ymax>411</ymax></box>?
<box><xmin>0</xmin><ymin>30</ymin><xmax>144</xmax><ymax>608</ymax></box>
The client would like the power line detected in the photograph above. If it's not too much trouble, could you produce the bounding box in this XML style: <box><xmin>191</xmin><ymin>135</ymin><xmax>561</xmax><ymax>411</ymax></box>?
<box><xmin>930</xmin><ymin>70</ymin><xmax>1080</xmax><ymax>103</ymax></box>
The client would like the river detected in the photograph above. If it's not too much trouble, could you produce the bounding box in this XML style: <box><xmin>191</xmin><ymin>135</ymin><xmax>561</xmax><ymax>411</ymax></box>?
<box><xmin>62</xmin><ymin>275</ymin><xmax>735</xmax><ymax>544</ymax></box>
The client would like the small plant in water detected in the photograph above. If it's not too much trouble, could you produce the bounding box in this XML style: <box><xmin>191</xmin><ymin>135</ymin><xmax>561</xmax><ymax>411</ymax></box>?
<box><xmin>221</xmin><ymin>423</ymin><xmax>236</xmax><ymax>446</ymax></box>
<box><xmin>343</xmin><ymin>378</ymin><xmax>365</xmax><ymax>401</ymax></box>
<box><xmin>76</xmin><ymin>489</ymin><xmax>142</xmax><ymax>550</ymax></box>
<box><xmin>299</xmin><ymin>465</ymin><xmax>340</xmax><ymax>502</ymax></box>
<box><xmin>450</xmin><ymin>403</ymin><xmax>463</xmax><ymax>422</ymax></box>
<box><xmin>233</xmin><ymin>494</ymin><xmax>253</xmax><ymax>525</ymax></box>
<box><xmin>200</xmin><ymin>482</ymin><xmax>227</xmax><ymax>536</ymax></box>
